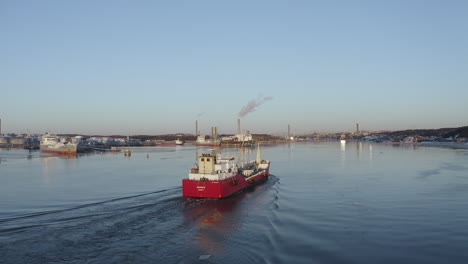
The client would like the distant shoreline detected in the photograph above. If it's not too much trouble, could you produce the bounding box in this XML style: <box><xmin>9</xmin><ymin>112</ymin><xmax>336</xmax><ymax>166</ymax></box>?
<box><xmin>404</xmin><ymin>141</ymin><xmax>468</xmax><ymax>149</ymax></box>
<box><xmin>350</xmin><ymin>140</ymin><xmax>468</xmax><ymax>150</ymax></box>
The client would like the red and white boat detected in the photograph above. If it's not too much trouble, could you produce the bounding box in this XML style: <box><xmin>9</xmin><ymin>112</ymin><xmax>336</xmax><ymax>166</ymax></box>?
<box><xmin>183</xmin><ymin>145</ymin><xmax>271</xmax><ymax>198</ymax></box>
<box><xmin>40</xmin><ymin>132</ymin><xmax>77</xmax><ymax>154</ymax></box>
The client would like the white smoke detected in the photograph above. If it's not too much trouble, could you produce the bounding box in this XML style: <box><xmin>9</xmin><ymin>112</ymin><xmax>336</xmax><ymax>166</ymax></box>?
<box><xmin>238</xmin><ymin>95</ymin><xmax>273</xmax><ymax>117</ymax></box>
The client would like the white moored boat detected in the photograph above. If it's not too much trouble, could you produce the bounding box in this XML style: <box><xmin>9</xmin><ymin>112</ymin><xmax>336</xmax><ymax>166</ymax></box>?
<box><xmin>40</xmin><ymin>132</ymin><xmax>77</xmax><ymax>154</ymax></box>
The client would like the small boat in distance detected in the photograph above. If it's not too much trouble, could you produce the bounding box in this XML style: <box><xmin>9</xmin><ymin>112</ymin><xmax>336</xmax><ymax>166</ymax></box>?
<box><xmin>175</xmin><ymin>138</ymin><xmax>184</xmax><ymax>145</ymax></box>
<box><xmin>109</xmin><ymin>146</ymin><xmax>121</xmax><ymax>152</ymax></box>
<box><xmin>182</xmin><ymin>144</ymin><xmax>271</xmax><ymax>198</ymax></box>
<box><xmin>40</xmin><ymin>132</ymin><xmax>77</xmax><ymax>155</ymax></box>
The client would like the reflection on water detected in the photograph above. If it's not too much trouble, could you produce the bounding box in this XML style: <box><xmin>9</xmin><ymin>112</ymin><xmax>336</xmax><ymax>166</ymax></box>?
<box><xmin>41</xmin><ymin>154</ymin><xmax>78</xmax><ymax>187</ymax></box>
<box><xmin>340</xmin><ymin>140</ymin><xmax>346</xmax><ymax>151</ymax></box>
<box><xmin>40</xmin><ymin>154</ymin><xmax>77</xmax><ymax>161</ymax></box>
<box><xmin>184</xmin><ymin>192</ymin><xmax>246</xmax><ymax>255</ymax></box>
<box><xmin>356</xmin><ymin>141</ymin><xmax>362</xmax><ymax>158</ymax></box>
<box><xmin>340</xmin><ymin>140</ymin><xmax>346</xmax><ymax>167</ymax></box>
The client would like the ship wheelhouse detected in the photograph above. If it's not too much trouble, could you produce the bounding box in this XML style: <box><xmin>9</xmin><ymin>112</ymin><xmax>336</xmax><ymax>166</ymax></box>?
<box><xmin>189</xmin><ymin>154</ymin><xmax>238</xmax><ymax>181</ymax></box>
<box><xmin>40</xmin><ymin>133</ymin><xmax>58</xmax><ymax>145</ymax></box>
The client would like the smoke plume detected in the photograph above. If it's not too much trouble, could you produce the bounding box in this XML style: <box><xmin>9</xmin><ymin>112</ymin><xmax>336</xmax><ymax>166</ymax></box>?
<box><xmin>238</xmin><ymin>95</ymin><xmax>273</xmax><ymax>117</ymax></box>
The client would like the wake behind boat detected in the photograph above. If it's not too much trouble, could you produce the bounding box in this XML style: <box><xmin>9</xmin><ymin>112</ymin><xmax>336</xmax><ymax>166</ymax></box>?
<box><xmin>182</xmin><ymin>145</ymin><xmax>271</xmax><ymax>198</ymax></box>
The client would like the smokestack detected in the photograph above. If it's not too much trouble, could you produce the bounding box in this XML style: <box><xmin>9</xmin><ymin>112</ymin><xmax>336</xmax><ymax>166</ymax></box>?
<box><xmin>195</xmin><ymin>120</ymin><xmax>198</xmax><ymax>136</ymax></box>
<box><xmin>288</xmin><ymin>124</ymin><xmax>291</xmax><ymax>140</ymax></box>
<box><xmin>237</xmin><ymin>119</ymin><xmax>241</xmax><ymax>134</ymax></box>
<box><xmin>211</xmin><ymin>126</ymin><xmax>218</xmax><ymax>141</ymax></box>
<box><xmin>356</xmin><ymin>123</ymin><xmax>359</xmax><ymax>133</ymax></box>
<box><xmin>0</xmin><ymin>118</ymin><xmax>2</xmax><ymax>136</ymax></box>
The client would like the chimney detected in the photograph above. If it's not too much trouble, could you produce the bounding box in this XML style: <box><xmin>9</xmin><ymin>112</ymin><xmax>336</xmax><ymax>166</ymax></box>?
<box><xmin>212</xmin><ymin>126</ymin><xmax>218</xmax><ymax>140</ymax></box>
<box><xmin>237</xmin><ymin>119</ymin><xmax>241</xmax><ymax>134</ymax></box>
<box><xmin>356</xmin><ymin>123</ymin><xmax>359</xmax><ymax>133</ymax></box>
<box><xmin>288</xmin><ymin>124</ymin><xmax>291</xmax><ymax>140</ymax></box>
<box><xmin>195</xmin><ymin>120</ymin><xmax>198</xmax><ymax>136</ymax></box>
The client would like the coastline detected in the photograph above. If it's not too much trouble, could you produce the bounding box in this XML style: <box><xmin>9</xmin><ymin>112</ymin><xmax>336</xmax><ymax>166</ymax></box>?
<box><xmin>368</xmin><ymin>141</ymin><xmax>468</xmax><ymax>150</ymax></box>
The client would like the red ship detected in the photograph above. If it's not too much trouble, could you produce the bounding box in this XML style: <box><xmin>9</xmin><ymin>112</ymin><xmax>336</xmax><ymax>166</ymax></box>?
<box><xmin>182</xmin><ymin>145</ymin><xmax>271</xmax><ymax>198</ymax></box>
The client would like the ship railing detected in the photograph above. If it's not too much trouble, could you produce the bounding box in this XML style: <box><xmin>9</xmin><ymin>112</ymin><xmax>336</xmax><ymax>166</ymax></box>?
<box><xmin>188</xmin><ymin>173</ymin><xmax>228</xmax><ymax>181</ymax></box>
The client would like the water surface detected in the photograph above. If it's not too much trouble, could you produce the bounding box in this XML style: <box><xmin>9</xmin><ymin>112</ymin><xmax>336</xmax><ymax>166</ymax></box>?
<box><xmin>1</xmin><ymin>142</ymin><xmax>467</xmax><ymax>263</ymax></box>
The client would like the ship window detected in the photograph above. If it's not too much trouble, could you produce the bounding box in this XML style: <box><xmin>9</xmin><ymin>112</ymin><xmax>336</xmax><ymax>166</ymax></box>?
<box><xmin>207</xmin><ymin>158</ymin><xmax>210</xmax><ymax>162</ymax></box>
<box><xmin>201</xmin><ymin>158</ymin><xmax>204</xmax><ymax>161</ymax></box>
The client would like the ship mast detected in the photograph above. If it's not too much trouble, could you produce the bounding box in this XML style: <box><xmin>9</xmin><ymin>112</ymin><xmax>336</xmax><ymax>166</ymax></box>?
<box><xmin>256</xmin><ymin>142</ymin><xmax>261</xmax><ymax>165</ymax></box>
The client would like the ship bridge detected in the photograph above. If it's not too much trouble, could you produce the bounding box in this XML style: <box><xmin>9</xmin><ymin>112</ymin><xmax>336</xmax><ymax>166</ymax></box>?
<box><xmin>189</xmin><ymin>154</ymin><xmax>238</xmax><ymax>180</ymax></box>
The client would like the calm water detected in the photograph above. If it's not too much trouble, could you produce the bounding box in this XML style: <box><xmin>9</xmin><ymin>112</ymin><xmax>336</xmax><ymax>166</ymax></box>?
<box><xmin>1</xmin><ymin>142</ymin><xmax>468</xmax><ymax>264</ymax></box>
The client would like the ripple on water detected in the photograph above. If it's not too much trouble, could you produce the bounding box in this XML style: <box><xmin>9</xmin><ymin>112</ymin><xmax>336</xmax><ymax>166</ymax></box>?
<box><xmin>2</xmin><ymin>144</ymin><xmax>468</xmax><ymax>263</ymax></box>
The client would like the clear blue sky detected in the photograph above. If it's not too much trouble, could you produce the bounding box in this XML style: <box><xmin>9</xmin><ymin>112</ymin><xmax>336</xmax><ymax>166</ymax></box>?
<box><xmin>2</xmin><ymin>0</ymin><xmax>467</xmax><ymax>135</ymax></box>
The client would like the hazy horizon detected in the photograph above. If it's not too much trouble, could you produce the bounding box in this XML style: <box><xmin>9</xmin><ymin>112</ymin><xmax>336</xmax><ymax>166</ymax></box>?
<box><xmin>2</xmin><ymin>1</ymin><xmax>468</xmax><ymax>135</ymax></box>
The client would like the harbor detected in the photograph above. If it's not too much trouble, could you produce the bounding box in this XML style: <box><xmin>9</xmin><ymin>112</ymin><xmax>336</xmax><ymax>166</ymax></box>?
<box><xmin>2</xmin><ymin>1</ymin><xmax>468</xmax><ymax>263</ymax></box>
<box><xmin>1</xmin><ymin>123</ymin><xmax>467</xmax><ymax>152</ymax></box>
<box><xmin>0</xmin><ymin>118</ymin><xmax>284</xmax><ymax>152</ymax></box>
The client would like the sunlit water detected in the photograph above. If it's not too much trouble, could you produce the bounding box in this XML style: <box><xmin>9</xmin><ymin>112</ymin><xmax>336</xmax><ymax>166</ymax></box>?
<box><xmin>1</xmin><ymin>142</ymin><xmax>468</xmax><ymax>263</ymax></box>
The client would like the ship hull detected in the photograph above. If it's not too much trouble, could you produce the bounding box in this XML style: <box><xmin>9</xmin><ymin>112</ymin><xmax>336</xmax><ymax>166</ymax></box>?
<box><xmin>40</xmin><ymin>145</ymin><xmax>77</xmax><ymax>155</ymax></box>
<box><xmin>183</xmin><ymin>168</ymin><xmax>269</xmax><ymax>198</ymax></box>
